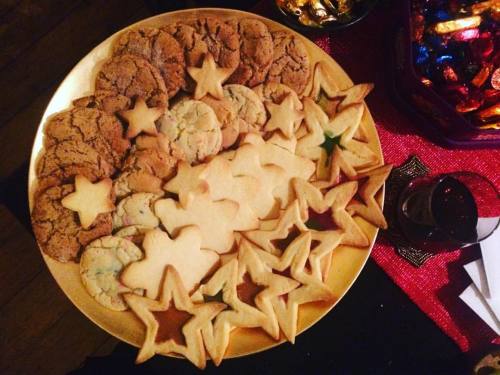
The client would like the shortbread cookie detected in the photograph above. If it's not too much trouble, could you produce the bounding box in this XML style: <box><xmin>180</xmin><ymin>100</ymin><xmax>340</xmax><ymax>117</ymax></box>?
<box><xmin>223</xmin><ymin>84</ymin><xmax>267</xmax><ymax>133</ymax></box>
<box><xmin>62</xmin><ymin>175</ymin><xmax>115</xmax><ymax>229</ymax></box>
<box><xmin>114</xmin><ymin>27</ymin><xmax>185</xmax><ymax>98</ymax></box>
<box><xmin>121</xmin><ymin>227</ymin><xmax>219</xmax><ymax>298</ymax></box>
<box><xmin>113</xmin><ymin>192</ymin><xmax>160</xmax><ymax>230</ymax></box>
<box><xmin>264</xmin><ymin>93</ymin><xmax>303</xmax><ymax>138</ymax></box>
<box><xmin>80</xmin><ymin>236</ymin><xmax>143</xmax><ymax>311</ymax></box>
<box><xmin>43</xmin><ymin>107</ymin><xmax>130</xmax><ymax>169</ymax></box>
<box><xmin>159</xmin><ymin>100</ymin><xmax>221</xmax><ymax>164</ymax></box>
<box><xmin>187</xmin><ymin>53</ymin><xmax>234</xmax><ymax>100</ymax></box>
<box><xmin>190</xmin><ymin>17</ymin><xmax>240</xmax><ymax>71</ymax></box>
<box><xmin>227</xmin><ymin>18</ymin><xmax>273</xmax><ymax>87</ymax></box>
<box><xmin>123</xmin><ymin>266</ymin><xmax>226</xmax><ymax>369</ymax></box>
<box><xmin>119</xmin><ymin>97</ymin><xmax>164</xmax><ymax>139</ymax></box>
<box><xmin>267</xmin><ymin>31</ymin><xmax>310</xmax><ymax>94</ymax></box>
<box><xmin>36</xmin><ymin>140</ymin><xmax>115</xmax><ymax>193</ymax></box>
<box><xmin>31</xmin><ymin>184</ymin><xmax>112</xmax><ymax>262</ymax></box>
<box><xmin>95</xmin><ymin>54</ymin><xmax>168</xmax><ymax>113</ymax></box>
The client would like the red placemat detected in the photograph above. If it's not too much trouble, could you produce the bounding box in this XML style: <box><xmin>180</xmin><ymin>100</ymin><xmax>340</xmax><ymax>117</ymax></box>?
<box><xmin>253</xmin><ymin>0</ymin><xmax>500</xmax><ymax>355</ymax></box>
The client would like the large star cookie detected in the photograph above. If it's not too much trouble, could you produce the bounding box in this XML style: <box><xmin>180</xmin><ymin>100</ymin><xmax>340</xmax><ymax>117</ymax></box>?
<box><xmin>187</xmin><ymin>53</ymin><xmax>234</xmax><ymax>100</ymax></box>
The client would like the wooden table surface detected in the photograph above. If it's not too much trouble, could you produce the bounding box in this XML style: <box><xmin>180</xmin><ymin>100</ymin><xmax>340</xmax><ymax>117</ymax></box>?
<box><xmin>0</xmin><ymin>1</ymin><xmax>471</xmax><ymax>374</ymax></box>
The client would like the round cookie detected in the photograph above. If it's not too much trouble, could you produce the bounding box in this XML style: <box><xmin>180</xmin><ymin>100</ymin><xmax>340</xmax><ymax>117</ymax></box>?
<box><xmin>267</xmin><ymin>30</ymin><xmax>310</xmax><ymax>94</ymax></box>
<box><xmin>80</xmin><ymin>236</ymin><xmax>143</xmax><ymax>311</ymax></box>
<box><xmin>36</xmin><ymin>140</ymin><xmax>115</xmax><ymax>193</ymax></box>
<box><xmin>31</xmin><ymin>184</ymin><xmax>112</xmax><ymax>262</ymax></box>
<box><xmin>189</xmin><ymin>17</ymin><xmax>240</xmax><ymax>70</ymax></box>
<box><xmin>44</xmin><ymin>107</ymin><xmax>130</xmax><ymax>169</ymax></box>
<box><xmin>159</xmin><ymin>100</ymin><xmax>222</xmax><ymax>164</ymax></box>
<box><xmin>253</xmin><ymin>81</ymin><xmax>303</xmax><ymax>110</ymax></box>
<box><xmin>112</xmin><ymin>192</ymin><xmax>161</xmax><ymax>230</ymax></box>
<box><xmin>223</xmin><ymin>84</ymin><xmax>267</xmax><ymax>134</ymax></box>
<box><xmin>163</xmin><ymin>23</ymin><xmax>208</xmax><ymax>68</ymax></box>
<box><xmin>227</xmin><ymin>18</ymin><xmax>273</xmax><ymax>87</ymax></box>
<box><xmin>95</xmin><ymin>54</ymin><xmax>168</xmax><ymax>113</ymax></box>
<box><xmin>113</xmin><ymin>28</ymin><xmax>186</xmax><ymax>98</ymax></box>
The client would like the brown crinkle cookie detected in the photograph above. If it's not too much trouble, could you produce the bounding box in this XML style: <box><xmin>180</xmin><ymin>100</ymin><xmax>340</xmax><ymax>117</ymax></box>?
<box><xmin>95</xmin><ymin>54</ymin><xmax>168</xmax><ymax>113</ymax></box>
<box><xmin>36</xmin><ymin>140</ymin><xmax>115</xmax><ymax>193</ymax></box>
<box><xmin>113</xmin><ymin>28</ymin><xmax>186</xmax><ymax>98</ymax></box>
<box><xmin>227</xmin><ymin>18</ymin><xmax>273</xmax><ymax>87</ymax></box>
<box><xmin>44</xmin><ymin>107</ymin><xmax>130</xmax><ymax>169</ymax></box>
<box><xmin>189</xmin><ymin>17</ymin><xmax>240</xmax><ymax>70</ymax></box>
<box><xmin>163</xmin><ymin>23</ymin><xmax>208</xmax><ymax>68</ymax></box>
<box><xmin>113</xmin><ymin>136</ymin><xmax>183</xmax><ymax>198</ymax></box>
<box><xmin>31</xmin><ymin>184</ymin><xmax>112</xmax><ymax>262</ymax></box>
<box><xmin>267</xmin><ymin>30</ymin><xmax>310</xmax><ymax>94</ymax></box>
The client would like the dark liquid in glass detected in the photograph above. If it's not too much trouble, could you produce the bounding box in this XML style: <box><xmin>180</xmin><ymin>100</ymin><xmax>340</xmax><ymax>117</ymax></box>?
<box><xmin>398</xmin><ymin>176</ymin><xmax>479</xmax><ymax>250</ymax></box>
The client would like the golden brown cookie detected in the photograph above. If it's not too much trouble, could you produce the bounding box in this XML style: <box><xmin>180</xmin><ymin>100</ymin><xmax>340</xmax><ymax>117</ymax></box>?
<box><xmin>163</xmin><ymin>23</ymin><xmax>208</xmax><ymax>68</ymax></box>
<box><xmin>113</xmin><ymin>28</ymin><xmax>186</xmax><ymax>98</ymax></box>
<box><xmin>267</xmin><ymin>31</ymin><xmax>310</xmax><ymax>94</ymax></box>
<box><xmin>31</xmin><ymin>184</ymin><xmax>112</xmax><ymax>262</ymax></box>
<box><xmin>43</xmin><ymin>107</ymin><xmax>130</xmax><ymax>169</ymax></box>
<box><xmin>36</xmin><ymin>140</ymin><xmax>115</xmax><ymax>193</ymax></box>
<box><xmin>95</xmin><ymin>54</ymin><xmax>168</xmax><ymax>113</ymax></box>
<box><xmin>227</xmin><ymin>18</ymin><xmax>273</xmax><ymax>87</ymax></box>
<box><xmin>189</xmin><ymin>17</ymin><xmax>240</xmax><ymax>71</ymax></box>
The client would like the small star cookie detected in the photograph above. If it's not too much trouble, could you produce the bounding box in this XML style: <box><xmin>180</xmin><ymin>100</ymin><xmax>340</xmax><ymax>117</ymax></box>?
<box><xmin>121</xmin><ymin>226</ymin><xmax>219</xmax><ymax>299</ymax></box>
<box><xmin>61</xmin><ymin>175</ymin><xmax>114</xmax><ymax>229</ymax></box>
<box><xmin>123</xmin><ymin>266</ymin><xmax>226</xmax><ymax>369</ymax></box>
<box><xmin>119</xmin><ymin>97</ymin><xmax>164</xmax><ymax>139</ymax></box>
<box><xmin>264</xmin><ymin>93</ymin><xmax>304</xmax><ymax>139</ymax></box>
<box><xmin>187</xmin><ymin>53</ymin><xmax>234</xmax><ymax>100</ymax></box>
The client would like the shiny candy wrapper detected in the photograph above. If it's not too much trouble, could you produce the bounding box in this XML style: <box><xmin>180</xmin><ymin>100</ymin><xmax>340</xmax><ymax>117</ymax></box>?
<box><xmin>434</xmin><ymin>15</ymin><xmax>482</xmax><ymax>34</ymax></box>
<box><xmin>491</xmin><ymin>68</ymin><xmax>500</xmax><ymax>90</ymax></box>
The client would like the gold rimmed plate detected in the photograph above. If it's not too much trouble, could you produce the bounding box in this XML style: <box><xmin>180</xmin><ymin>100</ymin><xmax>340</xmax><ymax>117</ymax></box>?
<box><xmin>28</xmin><ymin>8</ymin><xmax>384</xmax><ymax>360</ymax></box>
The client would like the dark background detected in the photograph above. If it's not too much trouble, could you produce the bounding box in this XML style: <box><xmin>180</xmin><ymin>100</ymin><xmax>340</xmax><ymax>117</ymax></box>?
<box><xmin>0</xmin><ymin>0</ymin><xmax>483</xmax><ymax>373</ymax></box>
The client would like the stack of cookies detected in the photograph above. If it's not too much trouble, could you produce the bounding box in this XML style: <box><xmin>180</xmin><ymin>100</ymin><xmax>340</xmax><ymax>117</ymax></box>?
<box><xmin>31</xmin><ymin>15</ymin><xmax>392</xmax><ymax>369</ymax></box>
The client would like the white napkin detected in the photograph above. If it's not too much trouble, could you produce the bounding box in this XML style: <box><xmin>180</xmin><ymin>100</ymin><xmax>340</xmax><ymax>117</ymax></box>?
<box><xmin>459</xmin><ymin>284</ymin><xmax>500</xmax><ymax>335</ymax></box>
<box><xmin>460</xmin><ymin>225</ymin><xmax>500</xmax><ymax>334</ymax></box>
<box><xmin>480</xmin><ymin>226</ymin><xmax>500</xmax><ymax>299</ymax></box>
<box><xmin>464</xmin><ymin>259</ymin><xmax>500</xmax><ymax>321</ymax></box>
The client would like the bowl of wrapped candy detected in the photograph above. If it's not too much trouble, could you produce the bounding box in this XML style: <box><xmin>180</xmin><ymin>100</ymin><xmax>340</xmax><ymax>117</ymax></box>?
<box><xmin>274</xmin><ymin>0</ymin><xmax>379</xmax><ymax>32</ymax></box>
<box><xmin>393</xmin><ymin>0</ymin><xmax>500</xmax><ymax>148</ymax></box>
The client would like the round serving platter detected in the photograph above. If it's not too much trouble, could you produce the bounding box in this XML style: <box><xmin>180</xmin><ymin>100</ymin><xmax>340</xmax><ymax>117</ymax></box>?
<box><xmin>28</xmin><ymin>8</ymin><xmax>384</xmax><ymax>360</ymax></box>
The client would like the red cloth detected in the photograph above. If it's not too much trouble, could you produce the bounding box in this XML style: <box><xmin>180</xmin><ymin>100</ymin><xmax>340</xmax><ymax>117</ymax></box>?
<box><xmin>253</xmin><ymin>1</ymin><xmax>500</xmax><ymax>355</ymax></box>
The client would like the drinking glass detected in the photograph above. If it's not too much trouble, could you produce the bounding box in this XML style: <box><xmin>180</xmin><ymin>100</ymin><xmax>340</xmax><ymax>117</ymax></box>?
<box><xmin>397</xmin><ymin>172</ymin><xmax>500</xmax><ymax>252</ymax></box>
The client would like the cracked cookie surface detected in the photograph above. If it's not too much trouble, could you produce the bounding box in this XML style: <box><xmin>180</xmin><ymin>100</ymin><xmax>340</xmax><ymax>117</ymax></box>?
<box><xmin>267</xmin><ymin>31</ymin><xmax>310</xmax><ymax>95</ymax></box>
<box><xmin>227</xmin><ymin>18</ymin><xmax>273</xmax><ymax>87</ymax></box>
<box><xmin>44</xmin><ymin>107</ymin><xmax>130</xmax><ymax>169</ymax></box>
<box><xmin>80</xmin><ymin>235</ymin><xmax>143</xmax><ymax>311</ymax></box>
<box><xmin>114</xmin><ymin>28</ymin><xmax>185</xmax><ymax>98</ymax></box>
<box><xmin>223</xmin><ymin>84</ymin><xmax>267</xmax><ymax>134</ymax></box>
<box><xmin>36</xmin><ymin>140</ymin><xmax>115</xmax><ymax>193</ymax></box>
<box><xmin>95</xmin><ymin>54</ymin><xmax>168</xmax><ymax>113</ymax></box>
<box><xmin>32</xmin><ymin>184</ymin><xmax>112</xmax><ymax>262</ymax></box>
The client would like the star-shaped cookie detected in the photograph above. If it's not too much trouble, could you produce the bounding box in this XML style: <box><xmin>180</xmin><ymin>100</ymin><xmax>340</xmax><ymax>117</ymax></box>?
<box><xmin>323</xmin><ymin>103</ymin><xmax>364</xmax><ymax>144</ymax></box>
<box><xmin>264</xmin><ymin>93</ymin><xmax>304</xmax><ymax>139</ymax></box>
<box><xmin>347</xmin><ymin>164</ymin><xmax>393</xmax><ymax>229</ymax></box>
<box><xmin>292</xmin><ymin>178</ymin><xmax>369</xmax><ymax>247</ymax></box>
<box><xmin>61</xmin><ymin>175</ymin><xmax>114</xmax><ymax>229</ymax></box>
<box><xmin>121</xmin><ymin>226</ymin><xmax>219</xmax><ymax>299</ymax></box>
<box><xmin>313</xmin><ymin>145</ymin><xmax>358</xmax><ymax>190</ymax></box>
<box><xmin>123</xmin><ymin>266</ymin><xmax>226</xmax><ymax>369</ymax></box>
<box><xmin>252</xmin><ymin>232</ymin><xmax>335</xmax><ymax>343</ymax></box>
<box><xmin>119</xmin><ymin>97</ymin><xmax>164</xmax><ymax>139</ymax></box>
<box><xmin>296</xmin><ymin>97</ymin><xmax>327</xmax><ymax>160</ymax></box>
<box><xmin>307</xmin><ymin>61</ymin><xmax>340</xmax><ymax>101</ymax></box>
<box><xmin>237</xmin><ymin>239</ymin><xmax>300</xmax><ymax>340</ymax></box>
<box><xmin>187</xmin><ymin>53</ymin><xmax>234</xmax><ymax>100</ymax></box>
<box><xmin>192</xmin><ymin>259</ymin><xmax>268</xmax><ymax>365</ymax></box>
<box><xmin>309</xmin><ymin>229</ymin><xmax>344</xmax><ymax>281</ymax></box>
<box><xmin>243</xmin><ymin>200</ymin><xmax>308</xmax><ymax>255</ymax></box>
